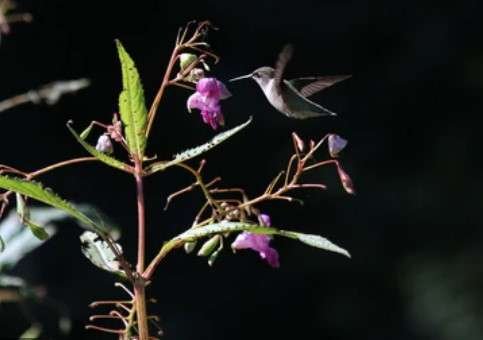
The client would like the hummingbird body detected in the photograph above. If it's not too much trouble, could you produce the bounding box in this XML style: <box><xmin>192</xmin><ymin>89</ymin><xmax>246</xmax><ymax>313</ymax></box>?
<box><xmin>230</xmin><ymin>45</ymin><xmax>350</xmax><ymax>119</ymax></box>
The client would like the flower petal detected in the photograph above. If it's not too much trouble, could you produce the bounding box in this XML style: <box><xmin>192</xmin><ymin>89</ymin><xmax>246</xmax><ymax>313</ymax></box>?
<box><xmin>187</xmin><ymin>92</ymin><xmax>205</xmax><ymax>112</ymax></box>
<box><xmin>232</xmin><ymin>232</ymin><xmax>280</xmax><ymax>267</ymax></box>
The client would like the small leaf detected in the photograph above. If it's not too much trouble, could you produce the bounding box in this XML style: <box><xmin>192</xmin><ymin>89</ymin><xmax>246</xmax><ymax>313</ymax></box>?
<box><xmin>67</xmin><ymin>122</ymin><xmax>132</xmax><ymax>173</ymax></box>
<box><xmin>80</xmin><ymin>231</ymin><xmax>125</xmax><ymax>276</ymax></box>
<box><xmin>0</xmin><ymin>176</ymin><xmax>107</xmax><ymax>235</ymax></box>
<box><xmin>116</xmin><ymin>40</ymin><xmax>148</xmax><ymax>158</ymax></box>
<box><xmin>16</xmin><ymin>194</ymin><xmax>49</xmax><ymax>240</ymax></box>
<box><xmin>0</xmin><ymin>235</ymin><xmax>4</xmax><ymax>252</ymax></box>
<box><xmin>145</xmin><ymin>117</ymin><xmax>252</xmax><ymax>175</ymax></box>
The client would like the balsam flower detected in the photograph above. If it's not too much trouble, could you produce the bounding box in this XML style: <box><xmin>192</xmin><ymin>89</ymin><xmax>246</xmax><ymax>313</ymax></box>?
<box><xmin>187</xmin><ymin>77</ymin><xmax>231</xmax><ymax>130</ymax></box>
<box><xmin>231</xmin><ymin>213</ymin><xmax>280</xmax><ymax>268</ymax></box>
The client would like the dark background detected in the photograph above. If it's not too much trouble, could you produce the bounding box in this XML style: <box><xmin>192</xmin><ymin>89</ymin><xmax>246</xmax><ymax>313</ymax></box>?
<box><xmin>1</xmin><ymin>0</ymin><xmax>483</xmax><ymax>339</ymax></box>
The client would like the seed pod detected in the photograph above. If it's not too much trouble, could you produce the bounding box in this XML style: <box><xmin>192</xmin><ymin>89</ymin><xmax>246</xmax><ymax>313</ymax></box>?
<box><xmin>184</xmin><ymin>241</ymin><xmax>197</xmax><ymax>254</ymax></box>
<box><xmin>179</xmin><ymin>53</ymin><xmax>197</xmax><ymax>71</ymax></box>
<box><xmin>197</xmin><ymin>235</ymin><xmax>221</xmax><ymax>257</ymax></box>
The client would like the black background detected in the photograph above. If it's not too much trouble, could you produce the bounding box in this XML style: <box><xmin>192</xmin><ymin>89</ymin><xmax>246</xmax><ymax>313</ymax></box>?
<box><xmin>1</xmin><ymin>1</ymin><xmax>483</xmax><ymax>339</ymax></box>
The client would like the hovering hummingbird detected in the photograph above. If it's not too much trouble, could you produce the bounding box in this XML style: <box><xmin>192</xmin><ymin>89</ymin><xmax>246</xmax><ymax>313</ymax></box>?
<box><xmin>230</xmin><ymin>45</ymin><xmax>351</xmax><ymax>119</ymax></box>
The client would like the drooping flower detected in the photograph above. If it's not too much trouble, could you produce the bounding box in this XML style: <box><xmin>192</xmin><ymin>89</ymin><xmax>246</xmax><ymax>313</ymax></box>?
<box><xmin>328</xmin><ymin>134</ymin><xmax>348</xmax><ymax>157</ymax></box>
<box><xmin>95</xmin><ymin>134</ymin><xmax>113</xmax><ymax>154</ymax></box>
<box><xmin>336</xmin><ymin>163</ymin><xmax>355</xmax><ymax>194</ymax></box>
<box><xmin>187</xmin><ymin>77</ymin><xmax>231</xmax><ymax>130</ymax></box>
<box><xmin>231</xmin><ymin>213</ymin><xmax>280</xmax><ymax>268</ymax></box>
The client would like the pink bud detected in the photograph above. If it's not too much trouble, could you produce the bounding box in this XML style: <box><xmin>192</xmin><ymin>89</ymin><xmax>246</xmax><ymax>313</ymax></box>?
<box><xmin>336</xmin><ymin>164</ymin><xmax>355</xmax><ymax>195</ymax></box>
<box><xmin>292</xmin><ymin>132</ymin><xmax>305</xmax><ymax>152</ymax></box>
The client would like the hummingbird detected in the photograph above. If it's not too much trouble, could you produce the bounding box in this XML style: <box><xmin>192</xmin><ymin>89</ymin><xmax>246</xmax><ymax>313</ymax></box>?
<box><xmin>230</xmin><ymin>45</ymin><xmax>351</xmax><ymax>119</ymax></box>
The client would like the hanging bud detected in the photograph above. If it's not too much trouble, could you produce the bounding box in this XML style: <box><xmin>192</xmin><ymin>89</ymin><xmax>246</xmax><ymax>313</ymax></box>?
<box><xmin>179</xmin><ymin>53</ymin><xmax>197</xmax><ymax>71</ymax></box>
<box><xmin>187</xmin><ymin>68</ymin><xmax>205</xmax><ymax>82</ymax></box>
<box><xmin>328</xmin><ymin>134</ymin><xmax>348</xmax><ymax>158</ymax></box>
<box><xmin>184</xmin><ymin>241</ymin><xmax>197</xmax><ymax>254</ymax></box>
<box><xmin>208</xmin><ymin>246</ymin><xmax>222</xmax><ymax>266</ymax></box>
<box><xmin>95</xmin><ymin>134</ymin><xmax>113</xmax><ymax>154</ymax></box>
<box><xmin>336</xmin><ymin>164</ymin><xmax>355</xmax><ymax>195</ymax></box>
<box><xmin>292</xmin><ymin>132</ymin><xmax>305</xmax><ymax>153</ymax></box>
<box><xmin>258</xmin><ymin>213</ymin><xmax>272</xmax><ymax>227</ymax></box>
<box><xmin>197</xmin><ymin>235</ymin><xmax>221</xmax><ymax>257</ymax></box>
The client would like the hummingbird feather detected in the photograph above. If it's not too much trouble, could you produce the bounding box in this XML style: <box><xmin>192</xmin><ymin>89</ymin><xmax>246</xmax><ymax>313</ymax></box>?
<box><xmin>288</xmin><ymin>75</ymin><xmax>352</xmax><ymax>98</ymax></box>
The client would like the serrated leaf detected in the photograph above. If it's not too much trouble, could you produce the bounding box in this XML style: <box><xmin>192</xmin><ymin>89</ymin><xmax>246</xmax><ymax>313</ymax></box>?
<box><xmin>145</xmin><ymin>117</ymin><xmax>252</xmax><ymax>175</ymax></box>
<box><xmin>67</xmin><ymin>122</ymin><xmax>132</xmax><ymax>173</ymax></box>
<box><xmin>16</xmin><ymin>194</ymin><xmax>49</xmax><ymax>240</ymax></box>
<box><xmin>0</xmin><ymin>176</ymin><xmax>107</xmax><ymax>235</ymax></box>
<box><xmin>155</xmin><ymin>220</ymin><xmax>350</xmax><ymax>263</ymax></box>
<box><xmin>80</xmin><ymin>231</ymin><xmax>125</xmax><ymax>276</ymax></box>
<box><xmin>278</xmin><ymin>230</ymin><xmax>351</xmax><ymax>258</ymax></box>
<box><xmin>116</xmin><ymin>40</ymin><xmax>148</xmax><ymax>158</ymax></box>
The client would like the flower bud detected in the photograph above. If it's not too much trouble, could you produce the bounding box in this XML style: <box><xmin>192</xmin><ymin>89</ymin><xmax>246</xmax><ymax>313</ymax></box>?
<box><xmin>328</xmin><ymin>134</ymin><xmax>348</xmax><ymax>158</ymax></box>
<box><xmin>258</xmin><ymin>213</ymin><xmax>272</xmax><ymax>227</ymax></box>
<box><xmin>95</xmin><ymin>134</ymin><xmax>113</xmax><ymax>154</ymax></box>
<box><xmin>179</xmin><ymin>53</ymin><xmax>197</xmax><ymax>71</ymax></box>
<box><xmin>188</xmin><ymin>68</ymin><xmax>205</xmax><ymax>82</ymax></box>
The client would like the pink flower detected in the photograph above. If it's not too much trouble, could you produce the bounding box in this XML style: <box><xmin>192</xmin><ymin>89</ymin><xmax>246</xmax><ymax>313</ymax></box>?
<box><xmin>187</xmin><ymin>78</ymin><xmax>231</xmax><ymax>130</ymax></box>
<box><xmin>231</xmin><ymin>213</ymin><xmax>280</xmax><ymax>268</ymax></box>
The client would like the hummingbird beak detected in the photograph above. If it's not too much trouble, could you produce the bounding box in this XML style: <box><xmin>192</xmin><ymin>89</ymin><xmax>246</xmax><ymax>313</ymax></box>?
<box><xmin>229</xmin><ymin>73</ymin><xmax>253</xmax><ymax>82</ymax></box>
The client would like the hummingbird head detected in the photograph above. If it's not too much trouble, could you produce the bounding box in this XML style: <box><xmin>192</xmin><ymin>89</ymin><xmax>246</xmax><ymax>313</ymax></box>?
<box><xmin>250</xmin><ymin>66</ymin><xmax>275</xmax><ymax>88</ymax></box>
<box><xmin>230</xmin><ymin>66</ymin><xmax>275</xmax><ymax>89</ymax></box>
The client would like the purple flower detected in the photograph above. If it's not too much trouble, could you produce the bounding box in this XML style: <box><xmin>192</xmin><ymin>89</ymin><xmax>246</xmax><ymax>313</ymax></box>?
<box><xmin>187</xmin><ymin>77</ymin><xmax>231</xmax><ymax>130</ymax></box>
<box><xmin>231</xmin><ymin>213</ymin><xmax>279</xmax><ymax>268</ymax></box>
<box><xmin>232</xmin><ymin>232</ymin><xmax>280</xmax><ymax>268</ymax></box>
<box><xmin>328</xmin><ymin>134</ymin><xmax>348</xmax><ymax>158</ymax></box>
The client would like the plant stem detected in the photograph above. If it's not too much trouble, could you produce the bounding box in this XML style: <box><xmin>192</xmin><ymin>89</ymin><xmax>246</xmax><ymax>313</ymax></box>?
<box><xmin>134</xmin><ymin>281</ymin><xmax>149</xmax><ymax>340</ymax></box>
<box><xmin>133</xmin><ymin>157</ymin><xmax>149</xmax><ymax>339</ymax></box>
<box><xmin>145</xmin><ymin>45</ymin><xmax>179</xmax><ymax>138</ymax></box>
<box><xmin>134</xmin><ymin>159</ymin><xmax>146</xmax><ymax>273</ymax></box>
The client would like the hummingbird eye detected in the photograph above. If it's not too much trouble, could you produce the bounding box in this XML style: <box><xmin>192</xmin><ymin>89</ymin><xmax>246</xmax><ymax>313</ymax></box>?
<box><xmin>253</xmin><ymin>72</ymin><xmax>260</xmax><ymax>78</ymax></box>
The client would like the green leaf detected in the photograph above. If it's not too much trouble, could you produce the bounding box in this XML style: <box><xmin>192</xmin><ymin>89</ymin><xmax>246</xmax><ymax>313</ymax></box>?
<box><xmin>80</xmin><ymin>231</ymin><xmax>125</xmax><ymax>276</ymax></box>
<box><xmin>116</xmin><ymin>40</ymin><xmax>148</xmax><ymax>158</ymax></box>
<box><xmin>67</xmin><ymin>122</ymin><xmax>132</xmax><ymax>173</ymax></box>
<box><xmin>277</xmin><ymin>230</ymin><xmax>351</xmax><ymax>258</ymax></box>
<box><xmin>0</xmin><ymin>235</ymin><xmax>4</xmax><ymax>252</ymax></box>
<box><xmin>157</xmin><ymin>220</ymin><xmax>350</xmax><ymax>262</ymax></box>
<box><xmin>0</xmin><ymin>205</ymin><xmax>119</xmax><ymax>270</ymax></box>
<box><xmin>19</xmin><ymin>323</ymin><xmax>42</xmax><ymax>340</ymax></box>
<box><xmin>0</xmin><ymin>176</ymin><xmax>107</xmax><ymax>235</ymax></box>
<box><xmin>145</xmin><ymin>117</ymin><xmax>252</xmax><ymax>175</ymax></box>
<box><xmin>16</xmin><ymin>194</ymin><xmax>49</xmax><ymax>240</ymax></box>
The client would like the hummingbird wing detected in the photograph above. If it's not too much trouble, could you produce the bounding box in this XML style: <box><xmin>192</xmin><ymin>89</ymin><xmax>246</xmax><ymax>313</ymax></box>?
<box><xmin>288</xmin><ymin>75</ymin><xmax>351</xmax><ymax>98</ymax></box>
<box><xmin>274</xmin><ymin>44</ymin><xmax>294</xmax><ymax>88</ymax></box>
<box><xmin>282</xmin><ymin>80</ymin><xmax>337</xmax><ymax>118</ymax></box>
